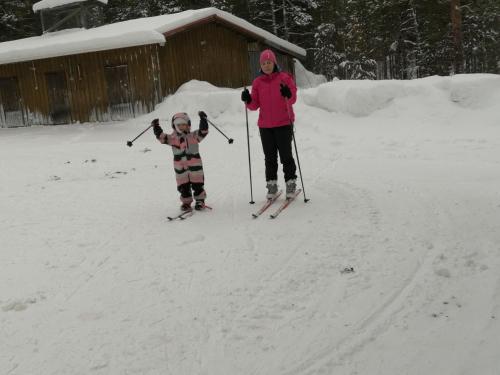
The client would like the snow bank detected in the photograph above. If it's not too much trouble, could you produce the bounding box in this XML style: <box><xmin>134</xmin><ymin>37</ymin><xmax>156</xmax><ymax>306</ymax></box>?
<box><xmin>294</xmin><ymin>59</ymin><xmax>327</xmax><ymax>89</ymax></box>
<box><xmin>153</xmin><ymin>80</ymin><xmax>244</xmax><ymax>122</ymax></box>
<box><xmin>302</xmin><ymin>80</ymin><xmax>407</xmax><ymax>117</ymax></box>
<box><xmin>301</xmin><ymin>74</ymin><xmax>500</xmax><ymax>117</ymax></box>
<box><xmin>449</xmin><ymin>74</ymin><xmax>500</xmax><ymax>109</ymax></box>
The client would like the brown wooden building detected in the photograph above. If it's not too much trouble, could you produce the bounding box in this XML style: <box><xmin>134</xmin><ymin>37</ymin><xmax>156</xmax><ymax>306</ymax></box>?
<box><xmin>0</xmin><ymin>7</ymin><xmax>306</xmax><ymax>127</ymax></box>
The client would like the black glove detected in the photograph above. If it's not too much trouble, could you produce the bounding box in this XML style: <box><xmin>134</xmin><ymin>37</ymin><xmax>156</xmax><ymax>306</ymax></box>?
<box><xmin>151</xmin><ymin>119</ymin><xmax>162</xmax><ymax>138</ymax></box>
<box><xmin>198</xmin><ymin>111</ymin><xmax>208</xmax><ymax>131</ymax></box>
<box><xmin>280</xmin><ymin>84</ymin><xmax>292</xmax><ymax>99</ymax></box>
<box><xmin>241</xmin><ymin>88</ymin><xmax>251</xmax><ymax>104</ymax></box>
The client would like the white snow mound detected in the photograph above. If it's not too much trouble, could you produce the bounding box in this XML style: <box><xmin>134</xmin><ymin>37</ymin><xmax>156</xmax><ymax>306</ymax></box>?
<box><xmin>449</xmin><ymin>74</ymin><xmax>500</xmax><ymax>109</ymax></box>
<box><xmin>294</xmin><ymin>59</ymin><xmax>327</xmax><ymax>89</ymax></box>
<box><xmin>300</xmin><ymin>74</ymin><xmax>500</xmax><ymax>117</ymax></box>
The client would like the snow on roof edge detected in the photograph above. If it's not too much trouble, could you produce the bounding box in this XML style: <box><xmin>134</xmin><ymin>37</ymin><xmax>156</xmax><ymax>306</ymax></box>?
<box><xmin>33</xmin><ymin>0</ymin><xmax>108</xmax><ymax>13</ymax></box>
<box><xmin>0</xmin><ymin>31</ymin><xmax>165</xmax><ymax>66</ymax></box>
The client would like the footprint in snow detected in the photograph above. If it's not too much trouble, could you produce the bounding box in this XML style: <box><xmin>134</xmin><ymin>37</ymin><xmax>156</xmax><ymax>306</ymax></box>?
<box><xmin>178</xmin><ymin>234</ymin><xmax>205</xmax><ymax>246</ymax></box>
<box><xmin>2</xmin><ymin>298</ymin><xmax>37</xmax><ymax>312</ymax></box>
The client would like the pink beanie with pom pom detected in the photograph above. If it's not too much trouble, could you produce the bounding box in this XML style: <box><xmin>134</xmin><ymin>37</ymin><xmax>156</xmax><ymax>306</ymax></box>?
<box><xmin>259</xmin><ymin>49</ymin><xmax>277</xmax><ymax>64</ymax></box>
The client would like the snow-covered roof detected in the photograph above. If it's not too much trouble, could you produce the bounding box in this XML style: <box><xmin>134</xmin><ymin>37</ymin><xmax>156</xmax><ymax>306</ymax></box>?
<box><xmin>33</xmin><ymin>0</ymin><xmax>108</xmax><ymax>13</ymax></box>
<box><xmin>0</xmin><ymin>8</ymin><xmax>306</xmax><ymax>66</ymax></box>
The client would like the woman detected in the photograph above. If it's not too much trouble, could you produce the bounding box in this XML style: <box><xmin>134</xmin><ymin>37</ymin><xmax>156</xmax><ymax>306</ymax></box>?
<box><xmin>241</xmin><ymin>49</ymin><xmax>298</xmax><ymax>199</ymax></box>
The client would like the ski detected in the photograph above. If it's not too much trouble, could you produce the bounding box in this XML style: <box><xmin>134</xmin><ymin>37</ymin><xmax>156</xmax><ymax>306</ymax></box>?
<box><xmin>167</xmin><ymin>204</ymin><xmax>212</xmax><ymax>221</ymax></box>
<box><xmin>269</xmin><ymin>189</ymin><xmax>302</xmax><ymax>219</ymax></box>
<box><xmin>167</xmin><ymin>210</ymin><xmax>194</xmax><ymax>221</ymax></box>
<box><xmin>252</xmin><ymin>190</ymin><xmax>283</xmax><ymax>218</ymax></box>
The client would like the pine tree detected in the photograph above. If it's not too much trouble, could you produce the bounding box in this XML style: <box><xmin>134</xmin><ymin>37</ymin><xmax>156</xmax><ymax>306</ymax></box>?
<box><xmin>450</xmin><ymin>0</ymin><xmax>464</xmax><ymax>73</ymax></box>
<box><xmin>342</xmin><ymin>0</ymin><xmax>378</xmax><ymax>79</ymax></box>
<box><xmin>416</xmin><ymin>0</ymin><xmax>454</xmax><ymax>76</ymax></box>
<box><xmin>0</xmin><ymin>0</ymin><xmax>39</xmax><ymax>42</ymax></box>
<box><xmin>462</xmin><ymin>0</ymin><xmax>500</xmax><ymax>73</ymax></box>
<box><xmin>209</xmin><ymin>0</ymin><xmax>233</xmax><ymax>12</ymax></box>
<box><xmin>314</xmin><ymin>23</ymin><xmax>345</xmax><ymax>79</ymax></box>
<box><xmin>386</xmin><ymin>0</ymin><xmax>423</xmax><ymax>79</ymax></box>
<box><xmin>400</xmin><ymin>0</ymin><xmax>422</xmax><ymax>78</ymax></box>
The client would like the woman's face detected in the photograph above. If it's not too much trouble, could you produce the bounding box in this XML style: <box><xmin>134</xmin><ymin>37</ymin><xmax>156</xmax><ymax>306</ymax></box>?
<box><xmin>260</xmin><ymin>59</ymin><xmax>275</xmax><ymax>75</ymax></box>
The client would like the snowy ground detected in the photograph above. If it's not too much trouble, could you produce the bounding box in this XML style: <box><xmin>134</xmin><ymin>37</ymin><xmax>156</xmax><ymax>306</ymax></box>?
<box><xmin>1</xmin><ymin>74</ymin><xmax>500</xmax><ymax>375</ymax></box>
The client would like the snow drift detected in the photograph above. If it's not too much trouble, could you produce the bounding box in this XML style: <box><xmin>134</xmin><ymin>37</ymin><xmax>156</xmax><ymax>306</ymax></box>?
<box><xmin>294</xmin><ymin>60</ymin><xmax>327</xmax><ymax>89</ymax></box>
<box><xmin>301</xmin><ymin>73</ymin><xmax>500</xmax><ymax>117</ymax></box>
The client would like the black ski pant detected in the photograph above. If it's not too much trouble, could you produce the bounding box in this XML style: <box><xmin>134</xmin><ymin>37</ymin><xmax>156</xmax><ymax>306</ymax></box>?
<box><xmin>259</xmin><ymin>125</ymin><xmax>297</xmax><ymax>182</ymax></box>
<box><xmin>178</xmin><ymin>182</ymin><xmax>205</xmax><ymax>202</ymax></box>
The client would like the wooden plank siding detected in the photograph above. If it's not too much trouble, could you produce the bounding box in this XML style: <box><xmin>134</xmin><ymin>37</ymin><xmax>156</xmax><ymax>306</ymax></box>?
<box><xmin>159</xmin><ymin>22</ymin><xmax>252</xmax><ymax>96</ymax></box>
<box><xmin>0</xmin><ymin>44</ymin><xmax>161</xmax><ymax>126</ymax></box>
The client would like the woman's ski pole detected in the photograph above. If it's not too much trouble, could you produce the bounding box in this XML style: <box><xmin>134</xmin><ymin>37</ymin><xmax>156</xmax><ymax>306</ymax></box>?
<box><xmin>282</xmin><ymin>88</ymin><xmax>309</xmax><ymax>203</ymax></box>
<box><xmin>244</xmin><ymin>102</ymin><xmax>255</xmax><ymax>204</ymax></box>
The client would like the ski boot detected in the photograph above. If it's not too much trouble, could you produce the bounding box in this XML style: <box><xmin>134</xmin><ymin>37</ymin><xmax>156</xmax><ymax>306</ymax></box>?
<box><xmin>285</xmin><ymin>179</ymin><xmax>297</xmax><ymax>199</ymax></box>
<box><xmin>266</xmin><ymin>180</ymin><xmax>278</xmax><ymax>200</ymax></box>
<box><xmin>194</xmin><ymin>200</ymin><xmax>205</xmax><ymax>211</ymax></box>
<box><xmin>180</xmin><ymin>203</ymin><xmax>192</xmax><ymax>212</ymax></box>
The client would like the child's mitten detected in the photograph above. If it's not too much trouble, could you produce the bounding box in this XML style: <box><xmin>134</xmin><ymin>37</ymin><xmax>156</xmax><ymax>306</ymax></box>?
<box><xmin>198</xmin><ymin>111</ymin><xmax>208</xmax><ymax>131</ymax></box>
<box><xmin>152</xmin><ymin>119</ymin><xmax>163</xmax><ymax>139</ymax></box>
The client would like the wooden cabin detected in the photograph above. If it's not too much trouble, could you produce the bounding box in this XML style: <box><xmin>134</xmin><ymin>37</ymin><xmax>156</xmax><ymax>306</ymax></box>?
<box><xmin>0</xmin><ymin>4</ymin><xmax>306</xmax><ymax>127</ymax></box>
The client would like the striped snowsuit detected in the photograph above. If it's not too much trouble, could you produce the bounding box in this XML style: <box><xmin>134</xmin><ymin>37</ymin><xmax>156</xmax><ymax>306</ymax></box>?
<box><xmin>157</xmin><ymin>128</ymin><xmax>208</xmax><ymax>204</ymax></box>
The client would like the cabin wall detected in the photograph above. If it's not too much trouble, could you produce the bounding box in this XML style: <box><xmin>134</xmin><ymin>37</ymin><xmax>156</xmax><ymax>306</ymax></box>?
<box><xmin>0</xmin><ymin>44</ymin><xmax>161</xmax><ymax>126</ymax></box>
<box><xmin>159</xmin><ymin>22</ymin><xmax>252</xmax><ymax>96</ymax></box>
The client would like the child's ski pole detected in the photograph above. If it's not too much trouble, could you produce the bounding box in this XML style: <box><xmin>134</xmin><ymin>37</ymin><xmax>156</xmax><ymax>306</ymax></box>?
<box><xmin>127</xmin><ymin>124</ymin><xmax>153</xmax><ymax>147</ymax></box>
<box><xmin>199</xmin><ymin>111</ymin><xmax>234</xmax><ymax>144</ymax></box>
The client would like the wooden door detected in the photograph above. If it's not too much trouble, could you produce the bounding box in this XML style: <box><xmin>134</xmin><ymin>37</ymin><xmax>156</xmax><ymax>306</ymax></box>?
<box><xmin>104</xmin><ymin>65</ymin><xmax>134</xmax><ymax>121</ymax></box>
<box><xmin>0</xmin><ymin>77</ymin><xmax>25</xmax><ymax>127</ymax></box>
<box><xmin>248</xmin><ymin>42</ymin><xmax>261</xmax><ymax>80</ymax></box>
<box><xmin>46</xmin><ymin>71</ymin><xmax>71</xmax><ymax>124</ymax></box>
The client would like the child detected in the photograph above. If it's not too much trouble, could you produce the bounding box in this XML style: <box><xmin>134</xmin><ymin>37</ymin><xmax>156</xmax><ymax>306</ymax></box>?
<box><xmin>241</xmin><ymin>49</ymin><xmax>298</xmax><ymax>199</ymax></box>
<box><xmin>152</xmin><ymin>111</ymin><xmax>209</xmax><ymax>211</ymax></box>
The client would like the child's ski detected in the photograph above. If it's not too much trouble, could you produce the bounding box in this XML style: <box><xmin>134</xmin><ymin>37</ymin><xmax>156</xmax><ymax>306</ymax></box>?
<box><xmin>252</xmin><ymin>190</ymin><xmax>283</xmax><ymax>218</ymax></box>
<box><xmin>269</xmin><ymin>189</ymin><xmax>302</xmax><ymax>219</ymax></box>
<box><xmin>167</xmin><ymin>204</ymin><xmax>212</xmax><ymax>221</ymax></box>
<box><xmin>167</xmin><ymin>210</ymin><xmax>194</xmax><ymax>221</ymax></box>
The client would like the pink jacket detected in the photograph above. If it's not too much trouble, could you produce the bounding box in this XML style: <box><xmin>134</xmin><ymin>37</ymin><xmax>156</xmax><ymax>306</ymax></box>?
<box><xmin>246</xmin><ymin>71</ymin><xmax>297</xmax><ymax>128</ymax></box>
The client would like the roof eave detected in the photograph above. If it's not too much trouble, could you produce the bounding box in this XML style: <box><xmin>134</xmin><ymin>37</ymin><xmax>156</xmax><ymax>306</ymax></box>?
<box><xmin>162</xmin><ymin>14</ymin><xmax>306</xmax><ymax>60</ymax></box>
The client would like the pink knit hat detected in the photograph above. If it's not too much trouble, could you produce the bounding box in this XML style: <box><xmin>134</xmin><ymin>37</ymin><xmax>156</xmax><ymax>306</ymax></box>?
<box><xmin>259</xmin><ymin>49</ymin><xmax>277</xmax><ymax>64</ymax></box>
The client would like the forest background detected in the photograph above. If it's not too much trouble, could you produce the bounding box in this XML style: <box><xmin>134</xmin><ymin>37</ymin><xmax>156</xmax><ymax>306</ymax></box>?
<box><xmin>1</xmin><ymin>0</ymin><xmax>499</xmax><ymax>80</ymax></box>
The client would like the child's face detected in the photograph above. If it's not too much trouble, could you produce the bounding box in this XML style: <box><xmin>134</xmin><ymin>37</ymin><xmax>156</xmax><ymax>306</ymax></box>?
<box><xmin>177</xmin><ymin>123</ymin><xmax>190</xmax><ymax>132</ymax></box>
<box><xmin>260</xmin><ymin>60</ymin><xmax>274</xmax><ymax>74</ymax></box>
